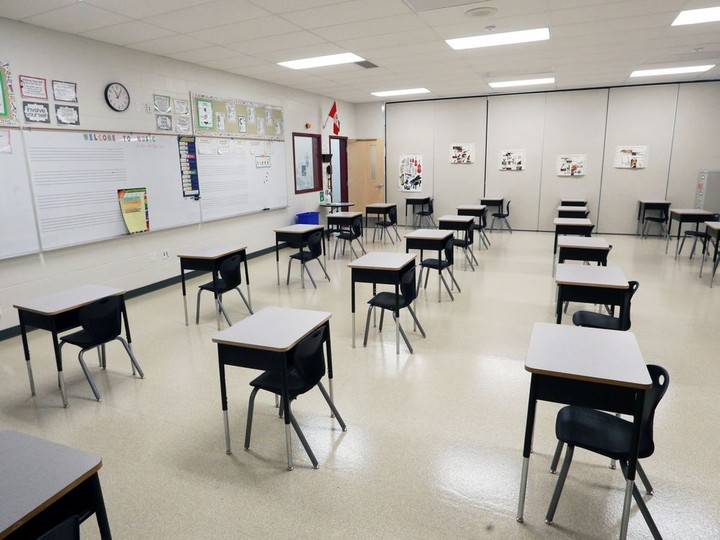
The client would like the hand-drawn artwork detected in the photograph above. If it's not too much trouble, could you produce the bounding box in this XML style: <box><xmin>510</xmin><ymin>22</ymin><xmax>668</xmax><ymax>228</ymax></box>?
<box><xmin>238</xmin><ymin>116</ymin><xmax>247</xmax><ymax>132</ymax></box>
<box><xmin>19</xmin><ymin>75</ymin><xmax>47</xmax><ymax>99</ymax></box>
<box><xmin>155</xmin><ymin>114</ymin><xmax>172</xmax><ymax>131</ymax></box>
<box><xmin>215</xmin><ymin>112</ymin><xmax>225</xmax><ymax>131</ymax></box>
<box><xmin>399</xmin><ymin>154</ymin><xmax>423</xmax><ymax>192</ymax></box>
<box><xmin>450</xmin><ymin>143</ymin><xmax>474</xmax><ymax>164</ymax></box>
<box><xmin>23</xmin><ymin>101</ymin><xmax>51</xmax><ymax>124</ymax></box>
<box><xmin>226</xmin><ymin>102</ymin><xmax>236</xmax><ymax>123</ymax></box>
<box><xmin>499</xmin><ymin>149</ymin><xmax>526</xmax><ymax>171</ymax></box>
<box><xmin>247</xmin><ymin>107</ymin><xmax>256</xmax><ymax>124</ymax></box>
<box><xmin>556</xmin><ymin>154</ymin><xmax>587</xmax><ymax>176</ymax></box>
<box><xmin>54</xmin><ymin>104</ymin><xmax>80</xmax><ymax>125</ymax></box>
<box><xmin>197</xmin><ymin>99</ymin><xmax>213</xmax><ymax>128</ymax></box>
<box><xmin>614</xmin><ymin>146</ymin><xmax>648</xmax><ymax>169</ymax></box>
<box><xmin>153</xmin><ymin>94</ymin><xmax>171</xmax><ymax>113</ymax></box>
<box><xmin>256</xmin><ymin>116</ymin><xmax>265</xmax><ymax>135</ymax></box>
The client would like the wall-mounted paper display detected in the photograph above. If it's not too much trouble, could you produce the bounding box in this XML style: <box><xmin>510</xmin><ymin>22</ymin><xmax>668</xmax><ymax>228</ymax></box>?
<box><xmin>556</xmin><ymin>154</ymin><xmax>587</xmax><ymax>176</ymax></box>
<box><xmin>118</xmin><ymin>187</ymin><xmax>149</xmax><ymax>234</ymax></box>
<box><xmin>19</xmin><ymin>75</ymin><xmax>47</xmax><ymax>100</ymax></box>
<box><xmin>499</xmin><ymin>149</ymin><xmax>526</xmax><ymax>171</ymax></box>
<box><xmin>450</xmin><ymin>143</ymin><xmax>474</xmax><ymax>164</ymax></box>
<box><xmin>153</xmin><ymin>94</ymin><xmax>171</xmax><ymax>113</ymax></box>
<box><xmin>614</xmin><ymin>145</ymin><xmax>648</xmax><ymax>169</ymax></box>
<box><xmin>399</xmin><ymin>154</ymin><xmax>423</xmax><ymax>192</ymax></box>
<box><xmin>0</xmin><ymin>61</ymin><xmax>19</xmax><ymax>126</ymax></box>
<box><xmin>23</xmin><ymin>101</ymin><xmax>51</xmax><ymax>124</ymax></box>
<box><xmin>191</xmin><ymin>92</ymin><xmax>283</xmax><ymax>140</ymax></box>
<box><xmin>51</xmin><ymin>80</ymin><xmax>77</xmax><ymax>102</ymax></box>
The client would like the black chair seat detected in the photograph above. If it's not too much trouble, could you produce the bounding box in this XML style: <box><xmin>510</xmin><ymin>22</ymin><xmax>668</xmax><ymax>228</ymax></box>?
<box><xmin>368</xmin><ymin>292</ymin><xmax>412</xmax><ymax>310</ymax></box>
<box><xmin>571</xmin><ymin>311</ymin><xmax>622</xmax><ymax>330</ymax></box>
<box><xmin>59</xmin><ymin>329</ymin><xmax>98</xmax><ymax>349</ymax></box>
<box><xmin>420</xmin><ymin>258</ymin><xmax>450</xmax><ymax>271</ymax></box>
<box><xmin>198</xmin><ymin>277</ymin><xmax>236</xmax><ymax>294</ymax></box>
<box><xmin>249</xmin><ymin>368</ymin><xmax>312</xmax><ymax>397</ymax></box>
<box><xmin>289</xmin><ymin>250</ymin><xmax>319</xmax><ymax>263</ymax></box>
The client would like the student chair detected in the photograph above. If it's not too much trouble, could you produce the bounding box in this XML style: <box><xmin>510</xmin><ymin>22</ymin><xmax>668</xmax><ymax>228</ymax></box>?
<box><xmin>414</xmin><ymin>200</ymin><xmax>436</xmax><ymax>228</ymax></box>
<box><xmin>363</xmin><ymin>266</ymin><xmax>426</xmax><ymax>354</ymax></box>
<box><xmin>197</xmin><ymin>254</ymin><xmax>253</xmax><ymax>326</ymax></box>
<box><xmin>416</xmin><ymin>236</ymin><xmax>461</xmax><ymax>301</ymax></box>
<box><xmin>59</xmin><ymin>296</ymin><xmax>144</xmax><ymax>405</ymax></box>
<box><xmin>474</xmin><ymin>208</ymin><xmax>491</xmax><ymax>249</ymax></box>
<box><xmin>287</xmin><ymin>231</ymin><xmax>330</xmax><ymax>289</ymax></box>
<box><xmin>572</xmin><ymin>280</ymin><xmax>639</xmax><ymax>331</ymax></box>
<box><xmin>490</xmin><ymin>200</ymin><xmax>512</xmax><ymax>233</ymax></box>
<box><xmin>334</xmin><ymin>215</ymin><xmax>367</xmax><ymax>260</ymax></box>
<box><xmin>546</xmin><ymin>365</ymin><xmax>669</xmax><ymax>539</ymax></box>
<box><xmin>678</xmin><ymin>213</ymin><xmax>720</xmax><ymax>260</ymax></box>
<box><xmin>373</xmin><ymin>206</ymin><xmax>401</xmax><ymax>244</ymax></box>
<box><xmin>641</xmin><ymin>208</ymin><xmax>669</xmax><ymax>239</ymax></box>
<box><xmin>453</xmin><ymin>221</ymin><xmax>479</xmax><ymax>271</ymax></box>
<box><xmin>699</xmin><ymin>227</ymin><xmax>719</xmax><ymax>285</ymax></box>
<box><xmin>244</xmin><ymin>326</ymin><xmax>346</xmax><ymax>469</ymax></box>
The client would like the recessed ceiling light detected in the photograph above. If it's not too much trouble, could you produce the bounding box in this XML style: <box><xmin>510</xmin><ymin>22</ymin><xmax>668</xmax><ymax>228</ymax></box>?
<box><xmin>446</xmin><ymin>27</ymin><xmax>549</xmax><ymax>50</ymax></box>
<box><xmin>672</xmin><ymin>6</ymin><xmax>720</xmax><ymax>26</ymax></box>
<box><xmin>629</xmin><ymin>65</ymin><xmax>715</xmax><ymax>77</ymax></box>
<box><xmin>488</xmin><ymin>77</ymin><xmax>555</xmax><ymax>89</ymax></box>
<box><xmin>371</xmin><ymin>88</ymin><xmax>431</xmax><ymax>97</ymax></box>
<box><xmin>278</xmin><ymin>52</ymin><xmax>364</xmax><ymax>70</ymax></box>
<box><xmin>464</xmin><ymin>7</ymin><xmax>498</xmax><ymax>18</ymax></box>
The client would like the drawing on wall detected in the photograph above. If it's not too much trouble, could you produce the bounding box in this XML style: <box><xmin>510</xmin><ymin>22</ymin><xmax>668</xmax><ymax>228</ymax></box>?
<box><xmin>118</xmin><ymin>187</ymin><xmax>149</xmax><ymax>234</ymax></box>
<box><xmin>450</xmin><ymin>143</ymin><xmax>474</xmax><ymax>164</ymax></box>
<box><xmin>499</xmin><ymin>149</ymin><xmax>526</xmax><ymax>171</ymax></box>
<box><xmin>556</xmin><ymin>154</ymin><xmax>587</xmax><ymax>176</ymax></box>
<box><xmin>0</xmin><ymin>61</ymin><xmax>19</xmax><ymax>126</ymax></box>
<box><xmin>399</xmin><ymin>154</ymin><xmax>423</xmax><ymax>192</ymax></box>
<box><xmin>197</xmin><ymin>99</ymin><xmax>213</xmax><ymax>129</ymax></box>
<box><xmin>614</xmin><ymin>146</ymin><xmax>647</xmax><ymax>169</ymax></box>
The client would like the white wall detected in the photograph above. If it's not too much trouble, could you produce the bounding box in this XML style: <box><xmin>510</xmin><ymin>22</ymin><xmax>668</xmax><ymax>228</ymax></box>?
<box><xmin>0</xmin><ymin>18</ymin><xmax>358</xmax><ymax>331</ymax></box>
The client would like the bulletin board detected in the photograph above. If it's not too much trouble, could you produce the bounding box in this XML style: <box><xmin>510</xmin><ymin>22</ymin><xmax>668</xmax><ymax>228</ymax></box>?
<box><xmin>191</xmin><ymin>93</ymin><xmax>284</xmax><ymax>140</ymax></box>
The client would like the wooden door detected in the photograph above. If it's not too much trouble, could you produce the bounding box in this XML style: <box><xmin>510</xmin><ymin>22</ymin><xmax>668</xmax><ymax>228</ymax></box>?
<box><xmin>348</xmin><ymin>139</ymin><xmax>384</xmax><ymax>209</ymax></box>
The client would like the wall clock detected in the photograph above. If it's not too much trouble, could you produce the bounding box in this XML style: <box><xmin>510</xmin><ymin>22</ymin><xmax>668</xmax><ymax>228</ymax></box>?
<box><xmin>104</xmin><ymin>82</ymin><xmax>130</xmax><ymax>112</ymax></box>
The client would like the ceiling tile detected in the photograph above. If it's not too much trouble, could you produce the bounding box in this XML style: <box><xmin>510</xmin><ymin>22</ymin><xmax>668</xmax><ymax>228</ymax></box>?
<box><xmin>186</xmin><ymin>16</ymin><xmax>301</xmax><ymax>44</ymax></box>
<box><xmin>246</xmin><ymin>0</ymin><xmax>352</xmax><ymax>14</ymax></box>
<box><xmin>280</xmin><ymin>0</ymin><xmax>410</xmax><ymax>29</ymax></box>
<box><xmin>80</xmin><ymin>21</ymin><xmax>176</xmax><ymax>46</ymax></box>
<box><xmin>145</xmin><ymin>0</ymin><xmax>270</xmax><ymax>33</ymax></box>
<box><xmin>312</xmin><ymin>13</ymin><xmax>429</xmax><ymax>42</ymax></box>
<box><xmin>82</xmin><ymin>0</ymin><xmax>214</xmax><ymax>19</ymax></box>
<box><xmin>22</xmin><ymin>3</ymin><xmax>132</xmax><ymax>34</ymax></box>
<box><xmin>127</xmin><ymin>34</ymin><xmax>216</xmax><ymax>55</ymax></box>
<box><xmin>0</xmin><ymin>0</ymin><xmax>76</xmax><ymax>20</ymax></box>
<box><xmin>223</xmin><ymin>31</ymin><xmax>326</xmax><ymax>55</ymax></box>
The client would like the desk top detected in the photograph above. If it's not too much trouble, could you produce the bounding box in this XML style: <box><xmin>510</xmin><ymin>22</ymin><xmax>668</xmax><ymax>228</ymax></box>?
<box><xmin>557</xmin><ymin>236</ymin><xmax>610</xmax><ymax>250</ymax></box>
<box><xmin>557</xmin><ymin>205</ymin><xmax>588</xmax><ymax>212</ymax></box>
<box><xmin>456</xmin><ymin>204</ymin><xmax>487</xmax><ymax>211</ymax></box>
<box><xmin>669</xmin><ymin>208</ymin><xmax>715</xmax><ymax>216</ymax></box>
<box><xmin>639</xmin><ymin>199</ymin><xmax>671</xmax><ymax>205</ymax></box>
<box><xmin>560</xmin><ymin>198</ymin><xmax>587</xmax><ymax>204</ymax></box>
<box><xmin>348</xmin><ymin>252</ymin><xmax>415</xmax><ymax>271</ymax></box>
<box><xmin>365</xmin><ymin>202</ymin><xmax>396</xmax><ymax>210</ymax></box>
<box><xmin>14</xmin><ymin>285</ymin><xmax>124</xmax><ymax>316</ymax></box>
<box><xmin>320</xmin><ymin>202</ymin><xmax>354</xmax><ymax>208</ymax></box>
<box><xmin>555</xmin><ymin>264</ymin><xmax>628</xmax><ymax>288</ymax></box>
<box><xmin>705</xmin><ymin>221</ymin><xmax>720</xmax><ymax>232</ymax></box>
<box><xmin>405</xmin><ymin>196</ymin><xmax>431</xmax><ymax>203</ymax></box>
<box><xmin>438</xmin><ymin>214</ymin><xmax>474</xmax><ymax>223</ymax></box>
<box><xmin>274</xmin><ymin>224</ymin><xmax>324</xmax><ymax>234</ymax></box>
<box><xmin>176</xmin><ymin>245</ymin><xmax>246</xmax><ymax>260</ymax></box>
<box><xmin>327</xmin><ymin>211</ymin><xmax>362</xmax><ymax>219</ymax></box>
<box><xmin>0</xmin><ymin>430</ymin><xmax>102</xmax><ymax>537</ymax></box>
<box><xmin>526</xmin><ymin>323</ymin><xmax>650</xmax><ymax>389</ymax></box>
<box><xmin>554</xmin><ymin>217</ymin><xmax>593</xmax><ymax>226</ymax></box>
<box><xmin>212</xmin><ymin>307</ymin><xmax>331</xmax><ymax>352</ymax></box>
<box><xmin>404</xmin><ymin>229</ymin><xmax>453</xmax><ymax>240</ymax></box>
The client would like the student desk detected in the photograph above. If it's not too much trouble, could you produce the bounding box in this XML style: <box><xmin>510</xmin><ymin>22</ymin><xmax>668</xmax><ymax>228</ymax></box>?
<box><xmin>176</xmin><ymin>245</ymin><xmax>251</xmax><ymax>328</ymax></box>
<box><xmin>405</xmin><ymin>229</ymin><xmax>454</xmax><ymax>303</ymax></box>
<box><xmin>555</xmin><ymin>264</ymin><xmax>628</xmax><ymax>324</ymax></box>
<box><xmin>327</xmin><ymin>211</ymin><xmax>362</xmax><ymax>231</ymax></box>
<box><xmin>560</xmin><ymin>198</ymin><xmax>587</xmax><ymax>207</ymax></box>
<box><xmin>365</xmin><ymin>202</ymin><xmax>397</xmax><ymax>230</ymax></box>
<box><xmin>212</xmin><ymin>307</ymin><xmax>333</xmax><ymax>471</ymax></box>
<box><xmin>636</xmin><ymin>200</ymin><xmax>670</xmax><ymax>236</ymax></box>
<box><xmin>701</xmin><ymin>221</ymin><xmax>720</xmax><ymax>287</ymax></box>
<box><xmin>553</xmin><ymin>218</ymin><xmax>594</xmax><ymax>254</ymax></box>
<box><xmin>348</xmin><ymin>252</ymin><xmax>416</xmax><ymax>354</ymax></box>
<box><xmin>13</xmin><ymin>285</ymin><xmax>131</xmax><ymax>408</ymax></box>
<box><xmin>274</xmin><ymin>224</ymin><xmax>326</xmax><ymax>285</ymax></box>
<box><xmin>556</xmin><ymin>205</ymin><xmax>589</xmax><ymax>219</ymax></box>
<box><xmin>556</xmin><ymin>236</ymin><xmax>611</xmax><ymax>266</ymax></box>
<box><xmin>0</xmin><ymin>430</ymin><xmax>111</xmax><ymax>540</ymax></box>
<box><xmin>480</xmin><ymin>197</ymin><xmax>504</xmax><ymax>220</ymax></box>
<box><xmin>320</xmin><ymin>202</ymin><xmax>354</xmax><ymax>213</ymax></box>
<box><xmin>438</xmin><ymin>214</ymin><xmax>475</xmax><ymax>234</ymax></box>
<box><xmin>457</xmin><ymin>205</ymin><xmax>489</xmax><ymax>249</ymax></box>
<box><xmin>665</xmin><ymin>208</ymin><xmax>716</xmax><ymax>258</ymax></box>
<box><xmin>404</xmin><ymin>197</ymin><xmax>431</xmax><ymax>227</ymax></box>
<box><xmin>517</xmin><ymin>323</ymin><xmax>652</xmax><ymax>540</ymax></box>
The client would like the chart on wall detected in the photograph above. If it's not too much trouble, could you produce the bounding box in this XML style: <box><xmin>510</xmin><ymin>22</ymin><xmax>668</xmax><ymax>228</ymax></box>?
<box><xmin>191</xmin><ymin>93</ymin><xmax>284</xmax><ymax>140</ymax></box>
<box><xmin>399</xmin><ymin>154</ymin><xmax>423</xmax><ymax>192</ymax></box>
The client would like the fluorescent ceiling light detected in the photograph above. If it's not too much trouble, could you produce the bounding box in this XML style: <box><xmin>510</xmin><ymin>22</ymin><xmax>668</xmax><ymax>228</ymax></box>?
<box><xmin>489</xmin><ymin>77</ymin><xmax>555</xmax><ymax>89</ymax></box>
<box><xmin>446</xmin><ymin>27</ymin><xmax>549</xmax><ymax>50</ymax></box>
<box><xmin>630</xmin><ymin>65</ymin><xmax>715</xmax><ymax>77</ymax></box>
<box><xmin>672</xmin><ymin>6</ymin><xmax>720</xmax><ymax>26</ymax></box>
<box><xmin>278</xmin><ymin>52</ymin><xmax>364</xmax><ymax>70</ymax></box>
<box><xmin>371</xmin><ymin>88</ymin><xmax>430</xmax><ymax>97</ymax></box>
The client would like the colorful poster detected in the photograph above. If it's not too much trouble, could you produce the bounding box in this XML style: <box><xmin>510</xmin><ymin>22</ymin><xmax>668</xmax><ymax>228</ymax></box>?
<box><xmin>0</xmin><ymin>61</ymin><xmax>19</xmax><ymax>126</ymax></box>
<box><xmin>118</xmin><ymin>188</ymin><xmax>149</xmax><ymax>234</ymax></box>
<box><xmin>399</xmin><ymin>154</ymin><xmax>423</xmax><ymax>192</ymax></box>
<box><xmin>556</xmin><ymin>154</ymin><xmax>587</xmax><ymax>176</ymax></box>
<box><xmin>614</xmin><ymin>146</ymin><xmax>648</xmax><ymax>169</ymax></box>
<box><xmin>52</xmin><ymin>80</ymin><xmax>77</xmax><ymax>102</ymax></box>
<box><xmin>19</xmin><ymin>75</ymin><xmax>47</xmax><ymax>99</ymax></box>
<box><xmin>499</xmin><ymin>149</ymin><xmax>526</xmax><ymax>171</ymax></box>
<box><xmin>23</xmin><ymin>101</ymin><xmax>51</xmax><ymax>124</ymax></box>
<box><xmin>450</xmin><ymin>143</ymin><xmax>474</xmax><ymax>164</ymax></box>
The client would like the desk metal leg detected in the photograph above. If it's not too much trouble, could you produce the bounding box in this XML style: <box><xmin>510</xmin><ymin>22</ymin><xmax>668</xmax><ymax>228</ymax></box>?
<box><xmin>619</xmin><ymin>478</ymin><xmax>633</xmax><ymax>539</ymax></box>
<box><xmin>183</xmin><ymin>294</ymin><xmax>189</xmax><ymax>326</ymax></box>
<box><xmin>352</xmin><ymin>312</ymin><xmax>356</xmax><ymax>348</ymax></box>
<box><xmin>90</xmin><ymin>473</ymin><xmax>112</xmax><ymax>540</ymax></box>
<box><xmin>285</xmin><ymin>424</ymin><xmax>294</xmax><ymax>471</ymax></box>
<box><xmin>18</xmin><ymin>314</ymin><xmax>36</xmax><ymax>396</ymax></box>
<box><xmin>181</xmin><ymin>271</ymin><xmax>189</xmax><ymax>326</ymax></box>
<box><xmin>517</xmin><ymin>457</ymin><xmax>530</xmax><ymax>523</ymax></box>
<box><xmin>275</xmin><ymin>242</ymin><xmax>280</xmax><ymax>285</ymax></box>
<box><xmin>223</xmin><ymin>410</ymin><xmax>232</xmax><ymax>454</ymax></box>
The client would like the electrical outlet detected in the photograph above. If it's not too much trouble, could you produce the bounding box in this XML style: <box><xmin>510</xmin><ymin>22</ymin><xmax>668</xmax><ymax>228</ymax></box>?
<box><xmin>161</xmin><ymin>249</ymin><xmax>170</xmax><ymax>259</ymax></box>
<box><xmin>145</xmin><ymin>103</ymin><xmax>152</xmax><ymax>114</ymax></box>
<box><xmin>149</xmin><ymin>251</ymin><xmax>158</xmax><ymax>262</ymax></box>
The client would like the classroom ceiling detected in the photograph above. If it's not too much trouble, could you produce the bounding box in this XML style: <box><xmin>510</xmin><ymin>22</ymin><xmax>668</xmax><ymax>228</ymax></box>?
<box><xmin>2</xmin><ymin>0</ymin><xmax>720</xmax><ymax>103</ymax></box>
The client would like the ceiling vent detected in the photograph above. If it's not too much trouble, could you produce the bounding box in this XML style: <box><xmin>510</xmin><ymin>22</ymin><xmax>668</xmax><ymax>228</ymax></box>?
<box><xmin>356</xmin><ymin>61</ymin><xmax>379</xmax><ymax>69</ymax></box>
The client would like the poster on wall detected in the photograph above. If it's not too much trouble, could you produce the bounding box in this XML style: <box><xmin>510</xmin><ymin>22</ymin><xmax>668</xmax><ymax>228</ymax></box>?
<box><xmin>498</xmin><ymin>149</ymin><xmax>526</xmax><ymax>171</ymax></box>
<box><xmin>399</xmin><ymin>154</ymin><xmax>423</xmax><ymax>192</ymax></box>
<box><xmin>450</xmin><ymin>143</ymin><xmax>474</xmax><ymax>164</ymax></box>
<box><xmin>23</xmin><ymin>101</ymin><xmax>51</xmax><ymax>124</ymax></box>
<box><xmin>556</xmin><ymin>154</ymin><xmax>587</xmax><ymax>176</ymax></box>
<box><xmin>614</xmin><ymin>146</ymin><xmax>648</xmax><ymax>169</ymax></box>
<box><xmin>0</xmin><ymin>61</ymin><xmax>19</xmax><ymax>126</ymax></box>
<box><xmin>118</xmin><ymin>188</ymin><xmax>149</xmax><ymax>234</ymax></box>
<box><xmin>52</xmin><ymin>80</ymin><xmax>77</xmax><ymax>102</ymax></box>
<box><xmin>19</xmin><ymin>75</ymin><xmax>47</xmax><ymax>100</ymax></box>
<box><xmin>55</xmin><ymin>104</ymin><xmax>80</xmax><ymax>125</ymax></box>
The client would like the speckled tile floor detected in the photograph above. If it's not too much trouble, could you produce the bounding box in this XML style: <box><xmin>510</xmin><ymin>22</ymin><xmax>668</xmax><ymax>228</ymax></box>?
<box><xmin>1</xmin><ymin>230</ymin><xmax>718</xmax><ymax>539</ymax></box>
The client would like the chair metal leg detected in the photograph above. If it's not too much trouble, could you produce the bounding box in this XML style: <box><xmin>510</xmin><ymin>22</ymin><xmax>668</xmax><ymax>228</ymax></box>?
<box><xmin>407</xmin><ymin>305</ymin><xmax>426</xmax><ymax>338</ymax></box>
<box><xmin>358</xmin><ymin>238</ymin><xmax>367</xmax><ymax>255</ymax></box>
<box><xmin>244</xmin><ymin>386</ymin><xmax>260</xmax><ymax>449</ymax></box>
<box><xmin>316</xmin><ymin>259</ymin><xmax>331</xmax><ymax>282</ymax></box>
<box><xmin>462</xmin><ymin>247</ymin><xmax>476</xmax><ymax>271</ymax></box>
<box><xmin>333</xmin><ymin>239</ymin><xmax>340</xmax><ymax>260</ymax></box>
<box><xmin>636</xmin><ymin>462</ymin><xmax>654</xmax><ymax>495</ymax></box>
<box><xmin>78</xmin><ymin>350</ymin><xmax>102</xmax><ymax>401</ymax></box>
<box><xmin>286</xmin><ymin>258</ymin><xmax>293</xmax><ymax>285</ymax></box>
<box><xmin>116</xmin><ymin>336</ymin><xmax>144</xmax><ymax>378</ymax></box>
<box><xmin>546</xmin><ymin>444</ymin><xmax>574</xmax><ymax>524</ymax></box>
<box><xmin>423</xmin><ymin>266</ymin><xmax>430</xmax><ymax>289</ymax></box>
<box><xmin>393</xmin><ymin>224</ymin><xmax>401</xmax><ymax>241</ymax></box>
<box><xmin>235</xmin><ymin>287</ymin><xmax>253</xmax><ymax>314</ymax></box>
<box><xmin>195</xmin><ymin>289</ymin><xmax>203</xmax><ymax>324</ymax></box>
<box><xmin>439</xmin><ymin>273</ymin><xmax>454</xmax><ymax>301</ymax></box>
<box><xmin>393</xmin><ymin>313</ymin><xmax>413</xmax><ymax>354</ymax></box>
<box><xmin>287</xmin><ymin>404</ymin><xmax>319</xmax><ymax>469</ymax></box>
<box><xmin>416</xmin><ymin>266</ymin><xmax>425</xmax><ymax>295</ymax></box>
<box><xmin>619</xmin><ymin>461</ymin><xmax>662</xmax><ymax>539</ymax></box>
<box><xmin>317</xmin><ymin>381</ymin><xmax>347</xmax><ymax>431</ymax></box>
<box><xmin>448</xmin><ymin>268</ymin><xmax>461</xmax><ymax>292</ymax></box>
<box><xmin>302</xmin><ymin>263</ymin><xmax>317</xmax><ymax>289</ymax></box>
<box><xmin>217</xmin><ymin>295</ymin><xmax>233</xmax><ymax>327</ymax></box>
<box><xmin>550</xmin><ymin>440</ymin><xmax>564</xmax><ymax>473</ymax></box>
<box><xmin>363</xmin><ymin>305</ymin><xmax>373</xmax><ymax>346</ymax></box>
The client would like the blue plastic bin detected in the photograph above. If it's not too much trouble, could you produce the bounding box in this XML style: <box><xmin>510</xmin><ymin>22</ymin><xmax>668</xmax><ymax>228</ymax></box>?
<box><xmin>296</xmin><ymin>211</ymin><xmax>320</xmax><ymax>225</ymax></box>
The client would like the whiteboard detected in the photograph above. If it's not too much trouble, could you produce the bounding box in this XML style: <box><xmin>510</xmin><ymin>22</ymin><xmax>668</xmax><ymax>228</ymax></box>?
<box><xmin>195</xmin><ymin>137</ymin><xmax>287</xmax><ymax>222</ymax></box>
<box><xmin>0</xmin><ymin>129</ymin><xmax>40</xmax><ymax>259</ymax></box>
<box><xmin>24</xmin><ymin>130</ymin><xmax>200</xmax><ymax>250</ymax></box>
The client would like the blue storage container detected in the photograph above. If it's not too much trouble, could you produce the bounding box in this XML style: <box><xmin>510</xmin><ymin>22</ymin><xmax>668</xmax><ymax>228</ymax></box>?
<box><xmin>296</xmin><ymin>211</ymin><xmax>320</xmax><ymax>224</ymax></box>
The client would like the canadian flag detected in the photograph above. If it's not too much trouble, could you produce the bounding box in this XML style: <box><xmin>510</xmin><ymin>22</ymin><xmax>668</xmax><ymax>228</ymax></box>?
<box><xmin>327</xmin><ymin>101</ymin><xmax>340</xmax><ymax>135</ymax></box>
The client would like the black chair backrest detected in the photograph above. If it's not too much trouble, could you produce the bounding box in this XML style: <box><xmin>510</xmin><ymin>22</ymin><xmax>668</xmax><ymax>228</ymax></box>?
<box><xmin>400</xmin><ymin>266</ymin><xmax>418</xmax><ymax>303</ymax></box>
<box><xmin>464</xmin><ymin>221</ymin><xmax>474</xmax><ymax>245</ymax></box>
<box><xmin>351</xmin><ymin>215</ymin><xmax>363</xmax><ymax>237</ymax></box>
<box><xmin>505</xmin><ymin>200</ymin><xmax>511</xmax><ymax>216</ymax></box>
<box><xmin>291</xmin><ymin>325</ymin><xmax>327</xmax><ymax>394</ymax></box>
<box><xmin>79</xmin><ymin>296</ymin><xmax>122</xmax><ymax>345</ymax></box>
<box><xmin>388</xmin><ymin>206</ymin><xmax>397</xmax><ymax>225</ymax></box>
<box><xmin>443</xmin><ymin>235</ymin><xmax>454</xmax><ymax>264</ymax></box>
<box><xmin>620</xmin><ymin>280</ymin><xmax>639</xmax><ymax>330</ymax></box>
<box><xmin>219</xmin><ymin>254</ymin><xmax>242</xmax><ymax>288</ymax></box>
<box><xmin>640</xmin><ymin>364</ymin><xmax>670</xmax><ymax>458</ymax></box>
<box><xmin>307</xmin><ymin>231</ymin><xmax>323</xmax><ymax>258</ymax></box>
<box><xmin>427</xmin><ymin>200</ymin><xmax>434</xmax><ymax>213</ymax></box>
<box><xmin>480</xmin><ymin>209</ymin><xmax>487</xmax><ymax>229</ymax></box>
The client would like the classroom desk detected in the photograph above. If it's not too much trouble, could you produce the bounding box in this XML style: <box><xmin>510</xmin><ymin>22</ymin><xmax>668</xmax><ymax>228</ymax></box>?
<box><xmin>553</xmin><ymin>218</ymin><xmax>594</xmax><ymax>254</ymax></box>
<box><xmin>348</xmin><ymin>252</ymin><xmax>416</xmax><ymax>354</ymax></box>
<box><xmin>365</xmin><ymin>202</ymin><xmax>397</xmax><ymax>229</ymax></box>
<box><xmin>665</xmin><ymin>208</ymin><xmax>716</xmax><ymax>258</ymax></box>
<box><xmin>555</xmin><ymin>264</ymin><xmax>628</xmax><ymax>324</ymax></box>
<box><xmin>557</xmin><ymin>236</ymin><xmax>611</xmax><ymax>266</ymax></box>
<box><xmin>438</xmin><ymin>214</ymin><xmax>475</xmax><ymax>233</ymax></box>
<box><xmin>0</xmin><ymin>430</ymin><xmax>111</xmax><ymax>540</ymax></box>
<box><xmin>560</xmin><ymin>199</ymin><xmax>587</xmax><ymax>207</ymax></box>
<box><xmin>320</xmin><ymin>202</ymin><xmax>354</xmax><ymax>213</ymax></box>
<box><xmin>274</xmin><ymin>224</ymin><xmax>326</xmax><ymax>285</ymax></box>
<box><xmin>480</xmin><ymin>197</ymin><xmax>504</xmax><ymax>215</ymax></box>
<box><xmin>517</xmin><ymin>323</ymin><xmax>652</xmax><ymax>540</ymax></box>
<box><xmin>404</xmin><ymin>197</ymin><xmax>431</xmax><ymax>227</ymax></box>
<box><xmin>556</xmin><ymin>205</ymin><xmax>589</xmax><ymax>218</ymax></box>
<box><xmin>13</xmin><ymin>285</ymin><xmax>133</xmax><ymax>408</ymax></box>
<box><xmin>636</xmin><ymin>200</ymin><xmax>670</xmax><ymax>236</ymax></box>
<box><xmin>701</xmin><ymin>221</ymin><xmax>720</xmax><ymax>287</ymax></box>
<box><xmin>327</xmin><ymin>211</ymin><xmax>363</xmax><ymax>231</ymax></box>
<box><xmin>457</xmin><ymin>204</ymin><xmax>489</xmax><ymax>249</ymax></box>
<box><xmin>212</xmin><ymin>307</ymin><xmax>333</xmax><ymax>470</ymax></box>
<box><xmin>176</xmin><ymin>245</ymin><xmax>251</xmax><ymax>329</ymax></box>
<box><xmin>405</xmin><ymin>229</ymin><xmax>454</xmax><ymax>302</ymax></box>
